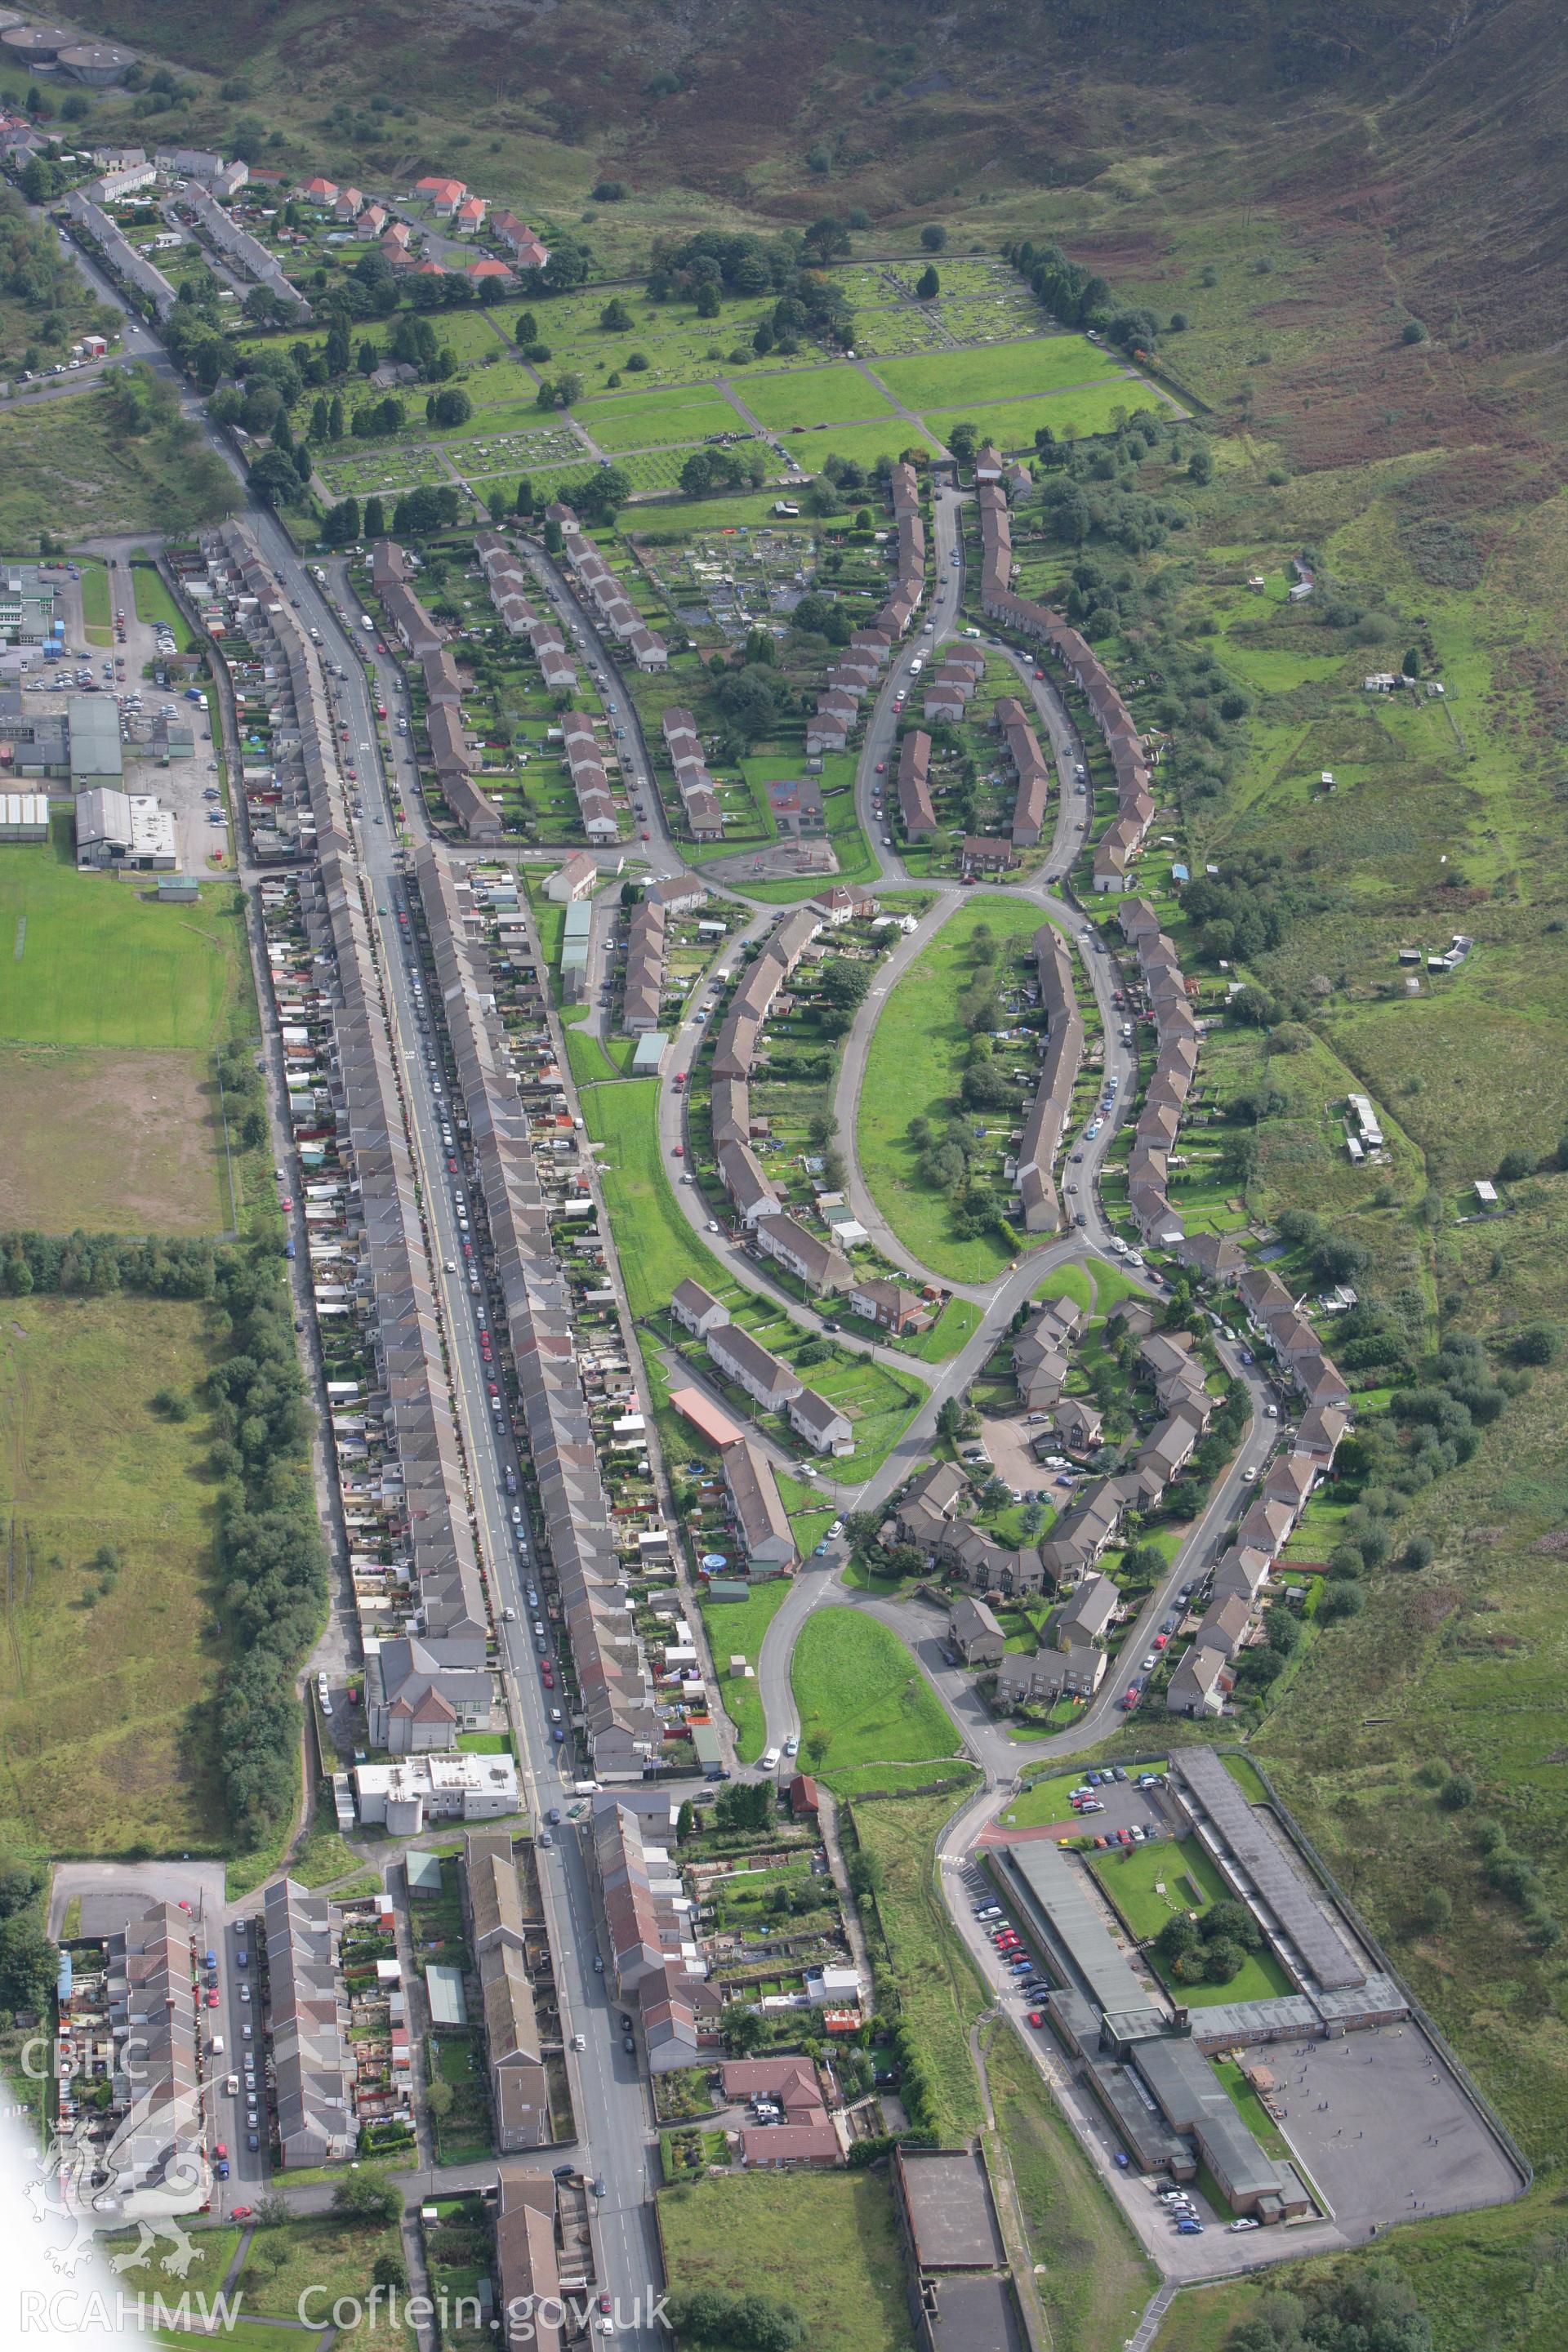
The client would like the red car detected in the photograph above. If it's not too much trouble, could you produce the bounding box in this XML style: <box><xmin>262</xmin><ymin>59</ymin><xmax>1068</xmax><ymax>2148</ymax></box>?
<box><xmin>641</xmin><ymin>828</ymin><xmax>650</xmax><ymax>839</ymax></box>
<box><xmin>232</xmin><ymin>2207</ymin><xmax>253</xmax><ymax>2221</ymax></box>
<box><xmin>1153</xmin><ymin>1633</ymin><xmax>1168</xmax><ymax>1650</ymax></box>
<box><xmin>205</xmin><ymin>1990</ymin><xmax>219</xmax><ymax>2007</ymax></box>
<box><xmin>541</xmin><ymin>1665</ymin><xmax>555</xmax><ymax>1687</ymax></box>
<box><xmin>875</xmin><ymin>760</ymin><xmax>886</xmax><ymax>774</ymax></box>
<box><xmin>673</xmin><ymin>1144</ymin><xmax>684</xmax><ymax>1157</ymax></box>
<box><xmin>213</xmin><ymin>2143</ymin><xmax>227</xmax><ymax>2160</ymax></box>
<box><xmin>448</xmin><ymin>1156</ymin><xmax>458</xmax><ymax>1173</ymax></box>
<box><xmin>376</xmin><ymin>702</ymin><xmax>386</xmax><ymax>717</ymax></box>
<box><xmin>1027</xmin><ymin>2011</ymin><xmax>1045</xmax><ymax>2029</ymax></box>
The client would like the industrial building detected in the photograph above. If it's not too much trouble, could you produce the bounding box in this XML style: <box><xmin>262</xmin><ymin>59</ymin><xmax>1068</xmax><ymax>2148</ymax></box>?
<box><xmin>75</xmin><ymin>787</ymin><xmax>177</xmax><ymax>870</ymax></box>
<box><xmin>0</xmin><ymin>791</ymin><xmax>48</xmax><ymax>840</ymax></box>
<box><xmin>60</xmin><ymin>42</ymin><xmax>138</xmax><ymax>84</ymax></box>
<box><xmin>0</xmin><ymin>564</ymin><xmax>58</xmax><ymax>643</ymax></box>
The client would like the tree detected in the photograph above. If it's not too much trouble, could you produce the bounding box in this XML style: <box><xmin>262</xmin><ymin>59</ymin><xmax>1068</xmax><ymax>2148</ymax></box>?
<box><xmin>429</xmin><ymin>387</ymin><xmax>472</xmax><ymax>428</ymax></box>
<box><xmin>332</xmin><ymin>2176</ymin><xmax>400</xmax><ymax>2226</ymax></box>
<box><xmin>0</xmin><ymin>1912</ymin><xmax>55</xmax><ymax>2011</ymax></box>
<box><xmin>1439</xmin><ymin>1771</ymin><xmax>1477</xmax><ymax>1811</ymax></box>
<box><xmin>424</xmin><ymin>2076</ymin><xmax>453</xmax><ymax>2118</ymax></box>
<box><xmin>696</xmin><ymin>280</ymin><xmax>721</xmax><ymax>317</ymax></box>
<box><xmin>363</xmin><ymin>493</ymin><xmax>385</xmax><ymax>538</ymax></box>
<box><xmin>947</xmin><ymin>421</ymin><xmax>979</xmax><ymax>465</ymax></box>
<box><xmin>675</xmin><ymin>1800</ymin><xmax>695</xmax><ymax>1842</ymax></box>
<box><xmin>248</xmin><ymin>450</ymin><xmax>303</xmax><ymax>508</ymax></box>
<box><xmin>915</xmin><ymin>265</ymin><xmax>940</xmax><ymax>300</ymax></box>
<box><xmin>1187</xmin><ymin>443</ymin><xmax>1214</xmax><ymax>483</ymax></box>
<box><xmin>600</xmin><ymin>296</ymin><xmax>633</xmax><ymax>331</ymax></box>
<box><xmin>372</xmin><ymin>2251</ymin><xmax>407</xmax><ymax>2293</ymax></box>
<box><xmin>719</xmin><ymin>2003</ymin><xmax>766</xmax><ymax>2055</ymax></box>
<box><xmin>920</xmin><ymin>223</ymin><xmax>947</xmax><ymax>252</ymax></box>
<box><xmin>1504</xmin><ymin>1321</ymin><xmax>1555</xmax><ymax>1366</ymax></box>
<box><xmin>515</xmin><ymin>309</ymin><xmax>538</xmax><ymax>346</ymax></box>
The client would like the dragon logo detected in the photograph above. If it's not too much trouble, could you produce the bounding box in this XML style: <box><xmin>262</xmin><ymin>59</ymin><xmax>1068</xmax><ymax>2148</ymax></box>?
<box><xmin>27</xmin><ymin>2069</ymin><xmax>213</xmax><ymax>2278</ymax></box>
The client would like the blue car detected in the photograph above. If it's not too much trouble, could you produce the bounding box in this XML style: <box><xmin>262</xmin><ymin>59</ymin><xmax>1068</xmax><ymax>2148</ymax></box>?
<box><xmin>552</xmin><ymin>1726</ymin><xmax>565</xmax><ymax>1742</ymax></box>
<box><xmin>1177</xmin><ymin>2219</ymin><xmax>1204</xmax><ymax>2235</ymax></box>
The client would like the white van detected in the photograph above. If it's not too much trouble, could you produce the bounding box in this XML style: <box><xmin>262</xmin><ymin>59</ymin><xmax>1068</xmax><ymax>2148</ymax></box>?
<box><xmin>760</xmin><ymin>1747</ymin><xmax>781</xmax><ymax>1771</ymax></box>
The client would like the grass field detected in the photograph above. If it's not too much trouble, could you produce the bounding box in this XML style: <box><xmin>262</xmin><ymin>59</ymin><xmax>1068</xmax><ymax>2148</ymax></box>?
<box><xmin>698</xmin><ymin>1575</ymin><xmax>794</xmax><ymax>1762</ymax></box>
<box><xmin>658</xmin><ymin>2171</ymin><xmax>912</xmax><ymax>2352</ymax></box>
<box><xmin>740</xmin><ymin>364</ymin><xmax>902</xmax><ymax>430</ymax></box>
<box><xmin>1090</xmin><ymin>1837</ymin><xmax>1294</xmax><ymax>2005</ymax></box>
<box><xmin>851</xmin><ymin>1790</ymin><xmax>986</xmax><ymax>2137</ymax></box>
<box><xmin>581</xmin><ymin>1076</ymin><xmax>731</xmax><ymax>1320</ymax></box>
<box><xmin>1149</xmin><ymin>2180</ymin><xmax>1568</xmax><ymax>2352</ymax></box>
<box><xmin>921</xmin><ymin>379</ymin><xmax>1147</xmax><ymax>448</ymax></box>
<box><xmin>984</xmin><ymin>2023</ymin><xmax>1160</xmax><ymax>2351</ymax></box>
<box><xmin>791</xmin><ymin>1607</ymin><xmax>957</xmax><ymax>1773</ymax></box>
<box><xmin>873</xmin><ymin>333</ymin><xmax>1123</xmax><ymax>409</ymax></box>
<box><xmin>793</xmin><ymin>416</ymin><xmax>944</xmax><ymax>471</ymax></box>
<box><xmin>129</xmin><ymin>561</ymin><xmax>194</xmax><ymax>648</ymax></box>
<box><xmin>858</xmin><ymin>893</ymin><xmax>1057</xmax><ymax>1281</ymax></box>
<box><xmin>233</xmin><ymin>2214</ymin><xmax>408</xmax><ymax>2351</ymax></box>
<box><xmin>0</xmin><ymin>1294</ymin><xmax>229</xmax><ymax>1855</ymax></box>
<box><xmin>0</xmin><ymin>388</ymin><xmax>236</xmax><ymax>544</ymax></box>
<box><xmin>0</xmin><ymin>1043</ymin><xmax>229</xmax><ymax>1232</ymax></box>
<box><xmin>0</xmin><ymin>829</ymin><xmax>245</xmax><ymax>1050</ymax></box>
<box><xmin>574</xmin><ymin>384</ymin><xmax>749</xmax><ymax>450</ymax></box>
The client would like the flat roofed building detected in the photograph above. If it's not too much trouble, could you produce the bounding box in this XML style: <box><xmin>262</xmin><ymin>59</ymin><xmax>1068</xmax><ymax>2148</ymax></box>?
<box><xmin>1169</xmin><ymin>1747</ymin><xmax>1365</xmax><ymax>1991</ymax></box>
<box><xmin>0</xmin><ymin>791</ymin><xmax>49</xmax><ymax>839</ymax></box>
<box><xmin>895</xmin><ymin>2146</ymin><xmax>1007</xmax><ymax>2270</ymax></box>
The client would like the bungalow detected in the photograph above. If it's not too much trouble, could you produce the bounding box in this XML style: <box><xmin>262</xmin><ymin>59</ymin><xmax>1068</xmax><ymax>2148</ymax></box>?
<box><xmin>753</xmin><ymin>1212</ymin><xmax>854</xmax><ymax>1295</ymax></box>
<box><xmin>948</xmin><ymin>1593</ymin><xmax>1006</xmax><ymax>1666</ymax></box>
<box><xmin>298</xmin><ymin>176</ymin><xmax>337</xmax><ymax>205</ymax></box>
<box><xmin>708</xmin><ymin>1325</ymin><xmax>800</xmax><ymax>1414</ymax></box>
<box><xmin>466</xmin><ymin>257</ymin><xmax>514</xmax><ymax>285</ymax></box>
<box><xmin>670</xmin><ymin>1280</ymin><xmax>729</xmax><ymax>1340</ymax></box>
<box><xmin>787</xmin><ymin>1389</ymin><xmax>853</xmax><ymax>1457</ymax></box>
<box><xmin>543</xmin><ymin>849</ymin><xmax>599</xmax><ymax>903</ymax></box>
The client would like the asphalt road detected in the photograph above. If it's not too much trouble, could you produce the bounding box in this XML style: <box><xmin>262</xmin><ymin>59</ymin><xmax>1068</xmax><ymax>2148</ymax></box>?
<box><xmin>33</xmin><ymin>220</ymin><xmax>1297</xmax><ymax>2293</ymax></box>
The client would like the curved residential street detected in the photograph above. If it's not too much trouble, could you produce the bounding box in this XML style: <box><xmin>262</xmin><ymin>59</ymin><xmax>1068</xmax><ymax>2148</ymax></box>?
<box><xmin>22</xmin><ymin>208</ymin><xmax>1301</xmax><ymax>2305</ymax></box>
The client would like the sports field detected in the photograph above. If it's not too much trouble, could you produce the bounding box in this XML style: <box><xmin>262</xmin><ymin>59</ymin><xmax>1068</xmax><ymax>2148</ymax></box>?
<box><xmin>0</xmin><ymin>827</ymin><xmax>245</xmax><ymax>1050</ymax></box>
